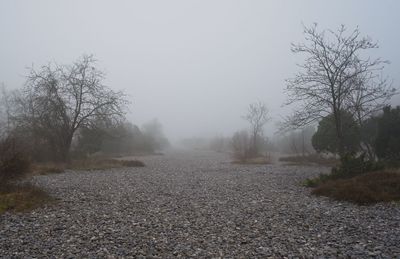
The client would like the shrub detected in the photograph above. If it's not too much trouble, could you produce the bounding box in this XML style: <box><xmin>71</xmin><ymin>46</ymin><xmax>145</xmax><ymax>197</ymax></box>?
<box><xmin>66</xmin><ymin>158</ymin><xmax>145</xmax><ymax>171</ymax></box>
<box><xmin>303</xmin><ymin>154</ymin><xmax>383</xmax><ymax>187</ymax></box>
<box><xmin>312</xmin><ymin>171</ymin><xmax>400</xmax><ymax>204</ymax></box>
<box><xmin>331</xmin><ymin>154</ymin><xmax>384</xmax><ymax>179</ymax></box>
<box><xmin>312</xmin><ymin>111</ymin><xmax>360</xmax><ymax>155</ymax></box>
<box><xmin>121</xmin><ymin>160</ymin><xmax>145</xmax><ymax>167</ymax></box>
<box><xmin>375</xmin><ymin>106</ymin><xmax>400</xmax><ymax>162</ymax></box>
<box><xmin>0</xmin><ymin>137</ymin><xmax>31</xmax><ymax>188</ymax></box>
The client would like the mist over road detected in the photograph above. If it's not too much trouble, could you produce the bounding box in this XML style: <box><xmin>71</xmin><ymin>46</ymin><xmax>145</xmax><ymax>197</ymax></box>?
<box><xmin>1</xmin><ymin>150</ymin><xmax>399</xmax><ymax>257</ymax></box>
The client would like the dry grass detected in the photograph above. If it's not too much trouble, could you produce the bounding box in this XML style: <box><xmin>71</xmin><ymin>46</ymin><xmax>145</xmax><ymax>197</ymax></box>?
<box><xmin>67</xmin><ymin>158</ymin><xmax>145</xmax><ymax>171</ymax></box>
<box><xmin>32</xmin><ymin>158</ymin><xmax>145</xmax><ymax>175</ymax></box>
<box><xmin>0</xmin><ymin>184</ymin><xmax>53</xmax><ymax>214</ymax></box>
<box><xmin>32</xmin><ymin>163</ymin><xmax>65</xmax><ymax>175</ymax></box>
<box><xmin>312</xmin><ymin>171</ymin><xmax>400</xmax><ymax>205</ymax></box>
<box><xmin>279</xmin><ymin>154</ymin><xmax>339</xmax><ymax>167</ymax></box>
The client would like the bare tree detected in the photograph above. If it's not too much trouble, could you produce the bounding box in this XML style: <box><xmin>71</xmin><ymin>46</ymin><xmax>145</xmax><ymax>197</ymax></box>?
<box><xmin>18</xmin><ymin>55</ymin><xmax>127</xmax><ymax>161</ymax></box>
<box><xmin>284</xmin><ymin>24</ymin><xmax>396</xmax><ymax>158</ymax></box>
<box><xmin>243</xmin><ymin>101</ymin><xmax>270</xmax><ymax>156</ymax></box>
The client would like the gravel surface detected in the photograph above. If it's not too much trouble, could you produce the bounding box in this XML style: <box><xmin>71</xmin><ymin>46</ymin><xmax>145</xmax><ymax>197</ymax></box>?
<box><xmin>1</xmin><ymin>150</ymin><xmax>400</xmax><ymax>258</ymax></box>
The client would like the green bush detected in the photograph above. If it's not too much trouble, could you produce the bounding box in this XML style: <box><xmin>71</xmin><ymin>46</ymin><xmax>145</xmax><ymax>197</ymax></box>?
<box><xmin>375</xmin><ymin>106</ymin><xmax>400</xmax><ymax>162</ymax></box>
<box><xmin>303</xmin><ymin>154</ymin><xmax>384</xmax><ymax>187</ymax></box>
<box><xmin>312</xmin><ymin>111</ymin><xmax>360</xmax><ymax>155</ymax></box>
<box><xmin>121</xmin><ymin>160</ymin><xmax>145</xmax><ymax>167</ymax></box>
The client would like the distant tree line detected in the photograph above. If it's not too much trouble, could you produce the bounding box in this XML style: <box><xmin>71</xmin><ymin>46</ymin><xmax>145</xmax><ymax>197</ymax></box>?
<box><xmin>0</xmin><ymin>55</ymin><xmax>169</xmax><ymax>163</ymax></box>
<box><xmin>284</xmin><ymin>24</ymin><xmax>399</xmax><ymax>167</ymax></box>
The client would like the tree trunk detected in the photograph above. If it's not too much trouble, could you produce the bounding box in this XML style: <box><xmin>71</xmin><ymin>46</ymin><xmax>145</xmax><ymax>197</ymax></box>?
<box><xmin>59</xmin><ymin>133</ymin><xmax>73</xmax><ymax>162</ymax></box>
<box><xmin>333</xmin><ymin>109</ymin><xmax>346</xmax><ymax>160</ymax></box>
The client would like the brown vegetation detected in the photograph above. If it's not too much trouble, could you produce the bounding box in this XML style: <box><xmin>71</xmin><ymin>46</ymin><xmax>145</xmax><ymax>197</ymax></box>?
<box><xmin>0</xmin><ymin>137</ymin><xmax>53</xmax><ymax>214</ymax></box>
<box><xmin>0</xmin><ymin>184</ymin><xmax>53</xmax><ymax>214</ymax></box>
<box><xmin>33</xmin><ymin>158</ymin><xmax>145</xmax><ymax>175</ymax></box>
<box><xmin>0</xmin><ymin>137</ymin><xmax>31</xmax><ymax>184</ymax></box>
<box><xmin>312</xmin><ymin>171</ymin><xmax>400</xmax><ymax>205</ymax></box>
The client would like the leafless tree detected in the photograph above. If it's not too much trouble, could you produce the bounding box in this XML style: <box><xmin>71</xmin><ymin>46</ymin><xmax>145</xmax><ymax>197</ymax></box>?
<box><xmin>18</xmin><ymin>55</ymin><xmax>127</xmax><ymax>161</ymax></box>
<box><xmin>243</xmin><ymin>101</ymin><xmax>270</xmax><ymax>155</ymax></box>
<box><xmin>284</xmin><ymin>24</ymin><xmax>397</xmax><ymax>158</ymax></box>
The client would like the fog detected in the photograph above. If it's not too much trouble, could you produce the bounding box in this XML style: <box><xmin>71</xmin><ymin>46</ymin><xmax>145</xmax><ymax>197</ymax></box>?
<box><xmin>1</xmin><ymin>0</ymin><xmax>400</xmax><ymax>142</ymax></box>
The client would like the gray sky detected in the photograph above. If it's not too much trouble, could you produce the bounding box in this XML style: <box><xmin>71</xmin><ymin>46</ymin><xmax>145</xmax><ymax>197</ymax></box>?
<box><xmin>1</xmin><ymin>0</ymin><xmax>399</xmax><ymax>141</ymax></box>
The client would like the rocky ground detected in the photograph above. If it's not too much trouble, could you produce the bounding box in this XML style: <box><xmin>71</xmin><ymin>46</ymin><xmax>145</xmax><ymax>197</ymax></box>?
<box><xmin>1</xmin><ymin>150</ymin><xmax>400</xmax><ymax>258</ymax></box>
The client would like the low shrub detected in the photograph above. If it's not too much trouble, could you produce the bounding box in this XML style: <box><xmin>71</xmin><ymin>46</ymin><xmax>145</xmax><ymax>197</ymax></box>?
<box><xmin>66</xmin><ymin>158</ymin><xmax>145</xmax><ymax>171</ymax></box>
<box><xmin>312</xmin><ymin>171</ymin><xmax>400</xmax><ymax>204</ymax></box>
<box><xmin>120</xmin><ymin>160</ymin><xmax>145</xmax><ymax>167</ymax></box>
<box><xmin>303</xmin><ymin>154</ymin><xmax>384</xmax><ymax>187</ymax></box>
<box><xmin>32</xmin><ymin>158</ymin><xmax>145</xmax><ymax>174</ymax></box>
<box><xmin>32</xmin><ymin>164</ymin><xmax>65</xmax><ymax>175</ymax></box>
<box><xmin>0</xmin><ymin>137</ymin><xmax>31</xmax><ymax>189</ymax></box>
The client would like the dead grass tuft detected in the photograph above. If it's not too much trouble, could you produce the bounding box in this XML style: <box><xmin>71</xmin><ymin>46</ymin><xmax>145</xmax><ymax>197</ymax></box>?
<box><xmin>33</xmin><ymin>158</ymin><xmax>145</xmax><ymax>174</ymax></box>
<box><xmin>312</xmin><ymin>171</ymin><xmax>400</xmax><ymax>205</ymax></box>
<box><xmin>32</xmin><ymin>163</ymin><xmax>65</xmax><ymax>175</ymax></box>
<box><xmin>0</xmin><ymin>184</ymin><xmax>53</xmax><ymax>214</ymax></box>
<box><xmin>67</xmin><ymin>158</ymin><xmax>145</xmax><ymax>171</ymax></box>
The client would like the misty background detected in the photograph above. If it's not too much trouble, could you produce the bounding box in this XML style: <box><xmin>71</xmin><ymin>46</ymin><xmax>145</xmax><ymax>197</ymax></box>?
<box><xmin>1</xmin><ymin>0</ymin><xmax>399</xmax><ymax>143</ymax></box>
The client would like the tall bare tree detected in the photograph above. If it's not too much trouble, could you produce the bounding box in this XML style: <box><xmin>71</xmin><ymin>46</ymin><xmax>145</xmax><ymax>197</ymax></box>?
<box><xmin>19</xmin><ymin>55</ymin><xmax>127</xmax><ymax>161</ymax></box>
<box><xmin>243</xmin><ymin>101</ymin><xmax>270</xmax><ymax>155</ymax></box>
<box><xmin>284</xmin><ymin>24</ymin><xmax>396</xmax><ymax>158</ymax></box>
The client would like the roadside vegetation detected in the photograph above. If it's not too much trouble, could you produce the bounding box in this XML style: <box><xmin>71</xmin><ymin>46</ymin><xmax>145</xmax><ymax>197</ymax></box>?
<box><xmin>33</xmin><ymin>158</ymin><xmax>145</xmax><ymax>175</ymax></box>
<box><xmin>230</xmin><ymin>102</ymin><xmax>273</xmax><ymax>164</ymax></box>
<box><xmin>283</xmin><ymin>25</ymin><xmax>399</xmax><ymax>205</ymax></box>
<box><xmin>0</xmin><ymin>137</ymin><xmax>52</xmax><ymax>214</ymax></box>
<box><xmin>0</xmin><ymin>56</ymin><xmax>168</xmax><ymax>213</ymax></box>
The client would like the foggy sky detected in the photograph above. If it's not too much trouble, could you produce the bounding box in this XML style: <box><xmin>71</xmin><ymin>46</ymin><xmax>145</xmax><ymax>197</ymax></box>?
<box><xmin>1</xmin><ymin>0</ymin><xmax>399</xmax><ymax>142</ymax></box>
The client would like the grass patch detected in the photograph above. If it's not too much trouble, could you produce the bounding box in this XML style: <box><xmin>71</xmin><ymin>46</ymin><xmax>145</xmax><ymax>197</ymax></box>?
<box><xmin>232</xmin><ymin>156</ymin><xmax>272</xmax><ymax>165</ymax></box>
<box><xmin>312</xmin><ymin>171</ymin><xmax>400</xmax><ymax>205</ymax></box>
<box><xmin>32</xmin><ymin>163</ymin><xmax>65</xmax><ymax>175</ymax></box>
<box><xmin>0</xmin><ymin>184</ymin><xmax>53</xmax><ymax>214</ymax></box>
<box><xmin>33</xmin><ymin>158</ymin><xmax>145</xmax><ymax>174</ymax></box>
<box><xmin>67</xmin><ymin>158</ymin><xmax>145</xmax><ymax>171</ymax></box>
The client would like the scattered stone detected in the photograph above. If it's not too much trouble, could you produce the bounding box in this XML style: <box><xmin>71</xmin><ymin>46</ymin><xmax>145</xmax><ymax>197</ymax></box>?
<box><xmin>0</xmin><ymin>151</ymin><xmax>399</xmax><ymax>257</ymax></box>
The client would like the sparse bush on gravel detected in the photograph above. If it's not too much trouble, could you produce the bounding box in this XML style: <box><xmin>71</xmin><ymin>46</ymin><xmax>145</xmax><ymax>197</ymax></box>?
<box><xmin>0</xmin><ymin>137</ymin><xmax>31</xmax><ymax>188</ymax></box>
<box><xmin>32</xmin><ymin>158</ymin><xmax>145</xmax><ymax>175</ymax></box>
<box><xmin>312</xmin><ymin>171</ymin><xmax>400</xmax><ymax>204</ymax></box>
<box><xmin>120</xmin><ymin>160</ymin><xmax>145</xmax><ymax>167</ymax></box>
<box><xmin>304</xmin><ymin>155</ymin><xmax>400</xmax><ymax>204</ymax></box>
<box><xmin>0</xmin><ymin>137</ymin><xmax>52</xmax><ymax>214</ymax></box>
<box><xmin>66</xmin><ymin>158</ymin><xmax>145</xmax><ymax>171</ymax></box>
<box><xmin>303</xmin><ymin>154</ymin><xmax>384</xmax><ymax>187</ymax></box>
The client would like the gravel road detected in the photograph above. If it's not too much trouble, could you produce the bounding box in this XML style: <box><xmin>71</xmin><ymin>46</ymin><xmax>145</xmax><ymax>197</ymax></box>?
<box><xmin>1</xmin><ymin>150</ymin><xmax>400</xmax><ymax>258</ymax></box>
